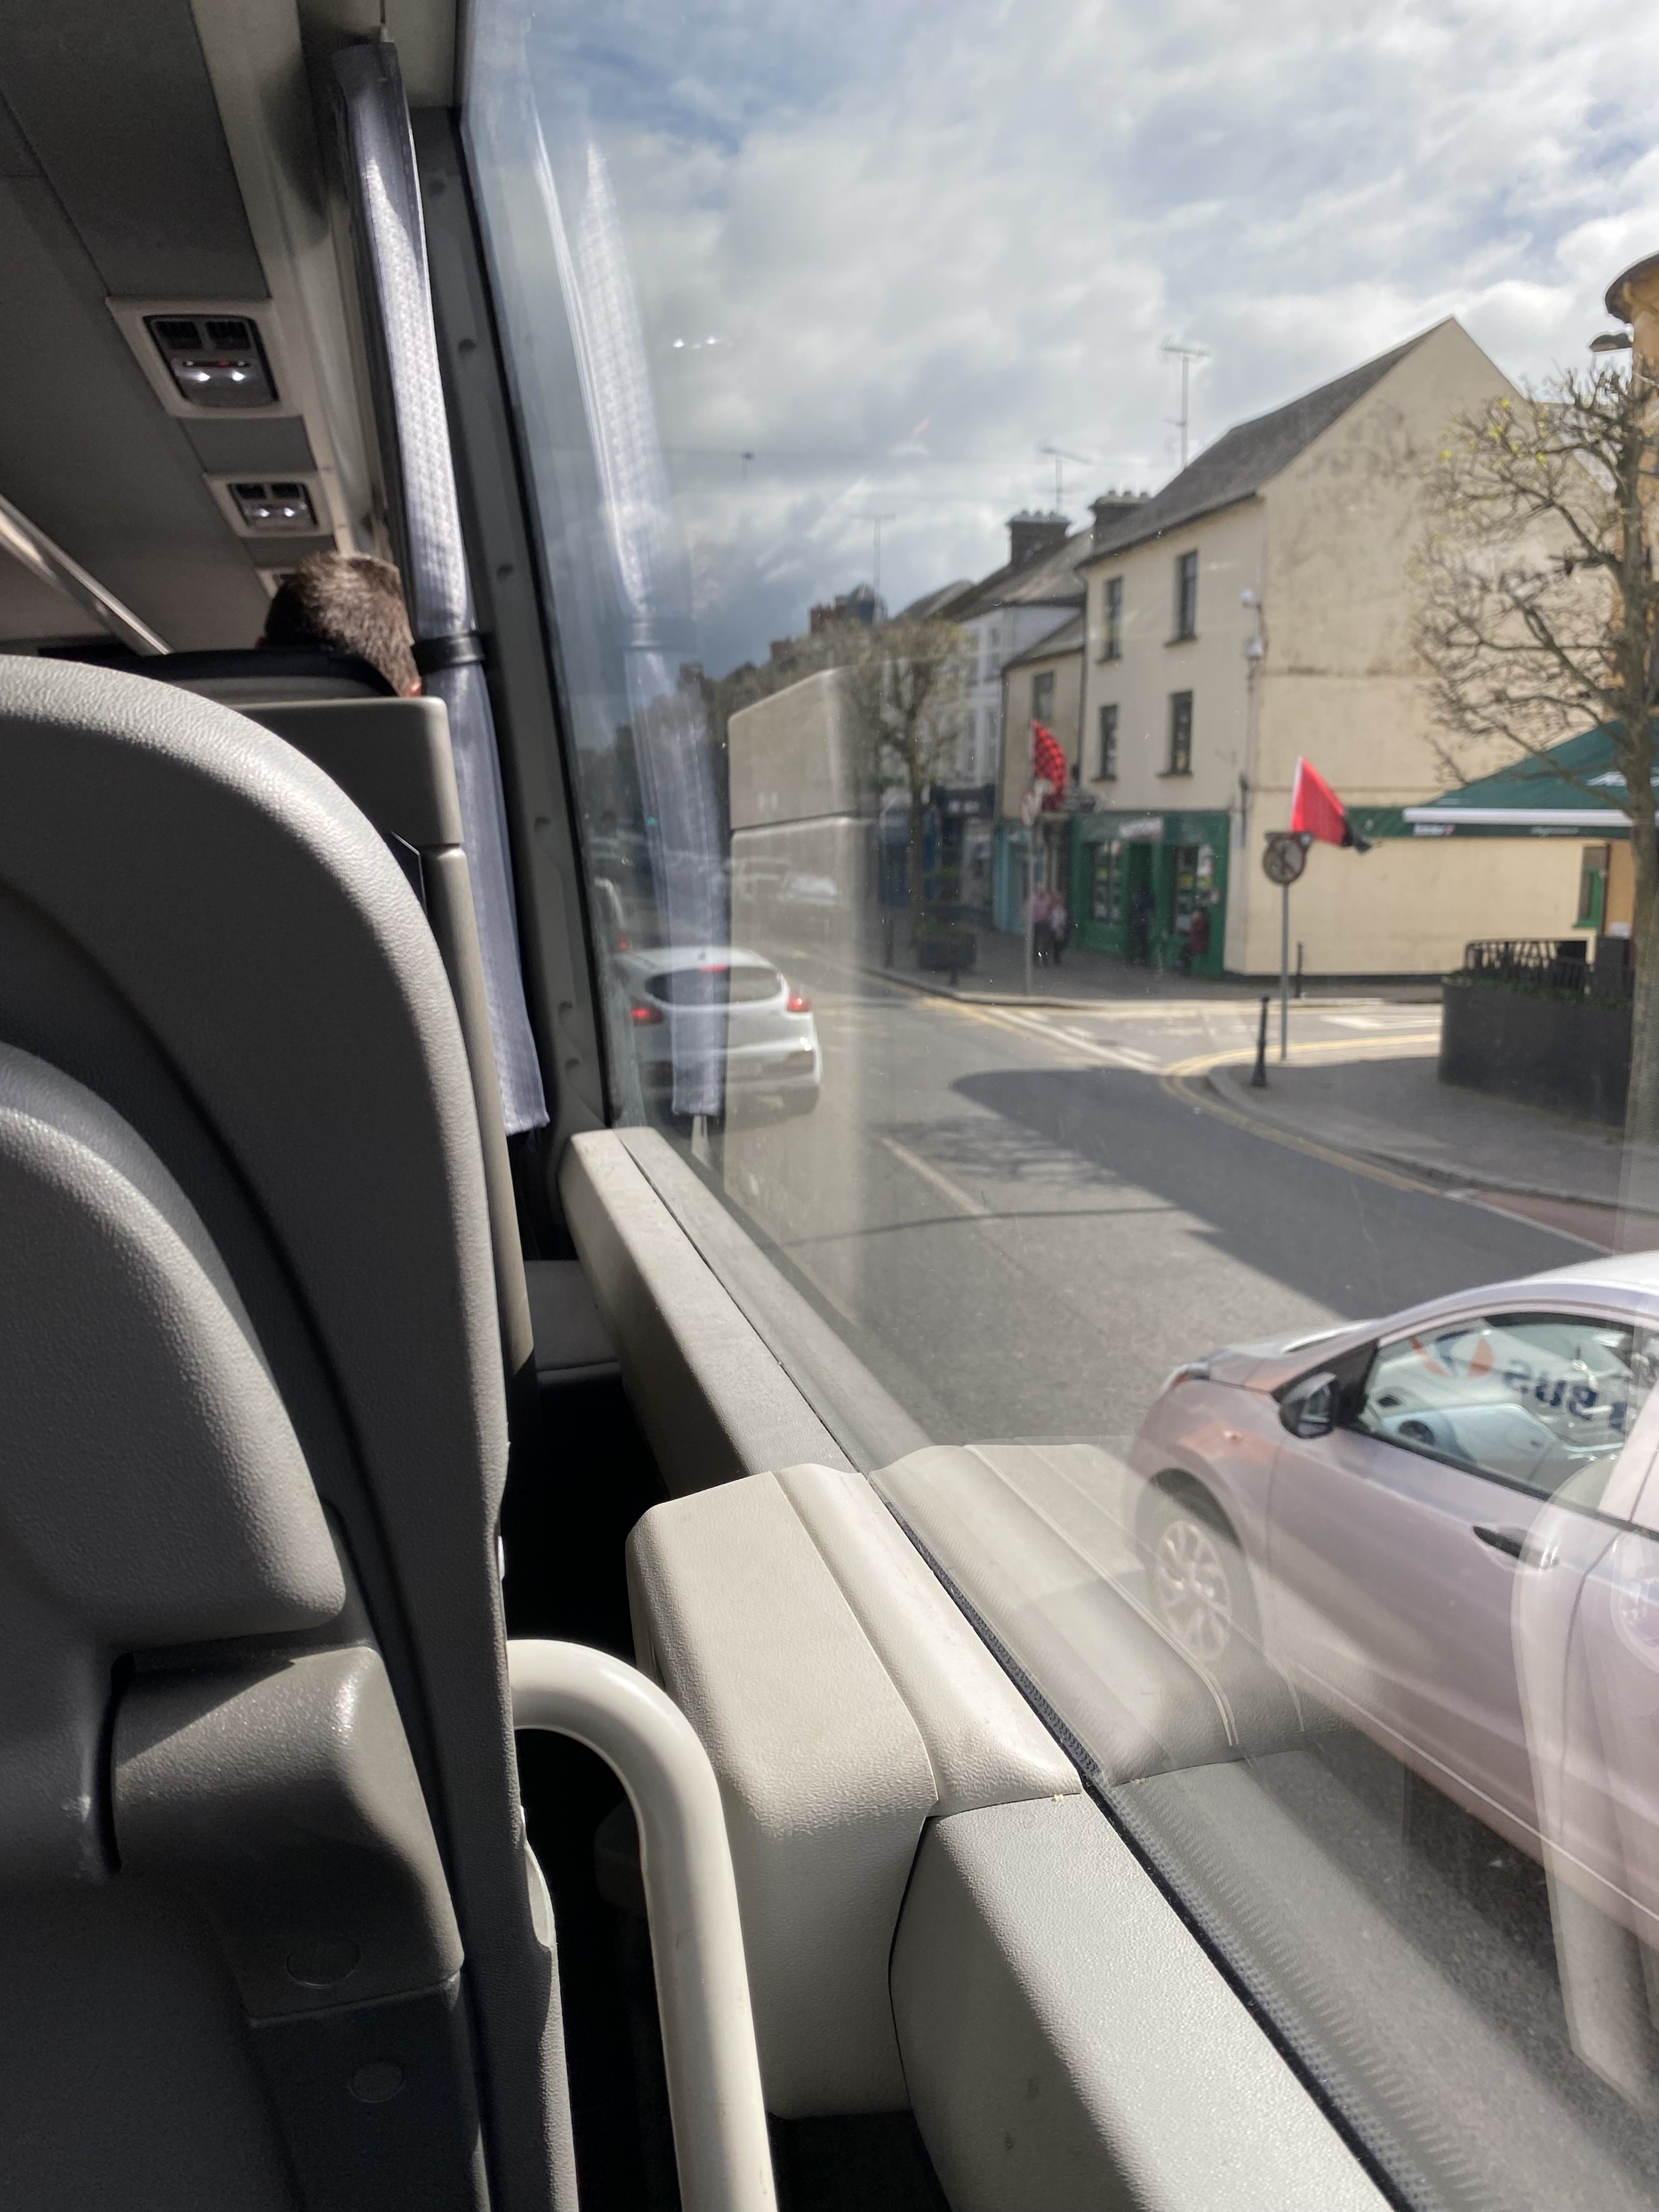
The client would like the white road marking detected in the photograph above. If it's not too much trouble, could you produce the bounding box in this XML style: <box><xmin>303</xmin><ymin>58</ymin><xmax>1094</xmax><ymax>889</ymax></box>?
<box><xmin>876</xmin><ymin>1134</ymin><xmax>988</xmax><ymax>1217</ymax></box>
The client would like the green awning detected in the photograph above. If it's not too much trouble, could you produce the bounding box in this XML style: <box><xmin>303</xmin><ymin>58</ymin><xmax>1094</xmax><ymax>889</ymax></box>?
<box><xmin>1399</xmin><ymin>724</ymin><xmax>1648</xmax><ymax>838</ymax></box>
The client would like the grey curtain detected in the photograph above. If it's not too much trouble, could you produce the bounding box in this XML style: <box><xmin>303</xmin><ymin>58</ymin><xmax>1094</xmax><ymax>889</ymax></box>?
<box><xmin>333</xmin><ymin>39</ymin><xmax>547</xmax><ymax>1136</ymax></box>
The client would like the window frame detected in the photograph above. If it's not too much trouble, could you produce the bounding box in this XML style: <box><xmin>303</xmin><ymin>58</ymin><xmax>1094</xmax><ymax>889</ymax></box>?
<box><xmin>1098</xmin><ymin>702</ymin><xmax>1118</xmax><ymax>781</ymax></box>
<box><xmin>1165</xmin><ymin>690</ymin><xmax>1193</xmax><ymax>777</ymax></box>
<box><xmin>1576</xmin><ymin>842</ymin><xmax>1610</xmax><ymax>931</ymax></box>
<box><xmin>1173</xmin><ymin>549</ymin><xmax>1199</xmax><ymax>641</ymax></box>
<box><xmin>1100</xmin><ymin>574</ymin><xmax>1123</xmax><ymax>661</ymax></box>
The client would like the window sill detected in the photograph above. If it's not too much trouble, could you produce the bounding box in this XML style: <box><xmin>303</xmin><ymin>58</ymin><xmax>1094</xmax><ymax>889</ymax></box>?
<box><xmin>564</xmin><ymin>1125</ymin><xmax>1396</xmax><ymax>2211</ymax></box>
<box><xmin>1165</xmin><ymin>633</ymin><xmax>1197</xmax><ymax>647</ymax></box>
<box><xmin>1157</xmin><ymin>769</ymin><xmax>1193</xmax><ymax>779</ymax></box>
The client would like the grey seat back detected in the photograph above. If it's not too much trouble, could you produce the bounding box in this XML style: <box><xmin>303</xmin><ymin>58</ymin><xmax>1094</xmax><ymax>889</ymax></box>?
<box><xmin>0</xmin><ymin>655</ymin><xmax>570</xmax><ymax>2212</ymax></box>
<box><xmin>242</xmin><ymin>695</ymin><xmax>535</xmax><ymax>1389</ymax></box>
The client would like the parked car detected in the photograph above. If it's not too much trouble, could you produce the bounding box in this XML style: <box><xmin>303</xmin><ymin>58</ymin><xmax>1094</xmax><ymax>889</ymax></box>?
<box><xmin>615</xmin><ymin>944</ymin><xmax>821</xmax><ymax>1118</ymax></box>
<box><xmin>1129</xmin><ymin>1253</ymin><xmax>1659</xmax><ymax>1947</ymax></box>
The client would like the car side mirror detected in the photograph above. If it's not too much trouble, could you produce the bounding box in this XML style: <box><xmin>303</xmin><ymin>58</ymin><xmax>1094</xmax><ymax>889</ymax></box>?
<box><xmin>1280</xmin><ymin>1370</ymin><xmax>1337</xmax><ymax>1440</ymax></box>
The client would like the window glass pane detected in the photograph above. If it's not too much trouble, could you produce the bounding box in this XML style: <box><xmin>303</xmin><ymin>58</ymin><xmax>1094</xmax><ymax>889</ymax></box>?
<box><xmin>460</xmin><ymin>7</ymin><xmax>1659</xmax><ymax>2200</ymax></box>
<box><xmin>1357</xmin><ymin>1313</ymin><xmax>1653</xmax><ymax>1501</ymax></box>
<box><xmin>1098</xmin><ymin>702</ymin><xmax>1118</xmax><ymax>780</ymax></box>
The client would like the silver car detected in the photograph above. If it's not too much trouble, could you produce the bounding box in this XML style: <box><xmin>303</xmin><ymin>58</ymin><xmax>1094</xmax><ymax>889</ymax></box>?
<box><xmin>615</xmin><ymin>944</ymin><xmax>822</xmax><ymax>1118</ymax></box>
<box><xmin>1131</xmin><ymin>1252</ymin><xmax>1659</xmax><ymax>1949</ymax></box>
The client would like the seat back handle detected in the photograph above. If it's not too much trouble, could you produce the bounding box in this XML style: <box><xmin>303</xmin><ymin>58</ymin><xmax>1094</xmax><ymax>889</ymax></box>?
<box><xmin>507</xmin><ymin>1640</ymin><xmax>777</xmax><ymax>2212</ymax></box>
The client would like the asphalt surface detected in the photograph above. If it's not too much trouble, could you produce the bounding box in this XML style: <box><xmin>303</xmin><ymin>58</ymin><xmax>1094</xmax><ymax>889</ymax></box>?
<box><xmin>701</xmin><ymin>965</ymin><xmax>1583</xmax><ymax>1445</ymax></box>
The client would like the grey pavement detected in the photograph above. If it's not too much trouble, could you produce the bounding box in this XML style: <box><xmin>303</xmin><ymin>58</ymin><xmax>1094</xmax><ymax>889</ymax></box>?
<box><xmin>1210</xmin><ymin>1051</ymin><xmax>1659</xmax><ymax>1238</ymax></box>
<box><xmin>869</xmin><ymin>921</ymin><xmax>1439</xmax><ymax>1008</ymax></box>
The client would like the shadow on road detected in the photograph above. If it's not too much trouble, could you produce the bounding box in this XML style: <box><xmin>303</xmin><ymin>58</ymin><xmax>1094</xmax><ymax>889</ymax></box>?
<box><xmin>951</xmin><ymin>1062</ymin><xmax>1583</xmax><ymax>1319</ymax></box>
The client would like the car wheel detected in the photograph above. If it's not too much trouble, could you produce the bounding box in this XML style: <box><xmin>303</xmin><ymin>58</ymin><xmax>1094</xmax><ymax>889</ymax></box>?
<box><xmin>1143</xmin><ymin>1483</ymin><xmax>1256</xmax><ymax>1666</ymax></box>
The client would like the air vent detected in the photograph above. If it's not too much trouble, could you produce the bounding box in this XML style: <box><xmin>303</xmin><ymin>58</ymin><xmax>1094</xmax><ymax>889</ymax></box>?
<box><xmin>144</xmin><ymin>313</ymin><xmax>277</xmax><ymax>408</ymax></box>
<box><xmin>227</xmin><ymin>480</ymin><xmax>317</xmax><ymax>533</ymax></box>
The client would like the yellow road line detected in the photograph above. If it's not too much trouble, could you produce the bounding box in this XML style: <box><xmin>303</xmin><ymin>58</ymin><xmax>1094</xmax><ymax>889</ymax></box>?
<box><xmin>1159</xmin><ymin>1042</ymin><xmax>1442</xmax><ymax>1195</ymax></box>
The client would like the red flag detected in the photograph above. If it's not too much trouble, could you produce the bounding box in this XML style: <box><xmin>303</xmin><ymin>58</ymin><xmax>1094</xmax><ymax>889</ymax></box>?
<box><xmin>1290</xmin><ymin>756</ymin><xmax>1370</xmax><ymax>851</ymax></box>
<box><xmin>1032</xmin><ymin>721</ymin><xmax>1068</xmax><ymax>810</ymax></box>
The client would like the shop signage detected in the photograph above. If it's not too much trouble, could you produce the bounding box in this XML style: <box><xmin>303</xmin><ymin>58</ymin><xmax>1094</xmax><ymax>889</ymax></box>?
<box><xmin>1117</xmin><ymin>815</ymin><xmax>1164</xmax><ymax>840</ymax></box>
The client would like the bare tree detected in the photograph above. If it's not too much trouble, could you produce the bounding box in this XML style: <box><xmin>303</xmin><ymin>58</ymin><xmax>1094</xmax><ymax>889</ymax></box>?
<box><xmin>842</xmin><ymin>616</ymin><xmax>973</xmax><ymax>945</ymax></box>
<box><xmin>1418</xmin><ymin>362</ymin><xmax>1659</xmax><ymax>1141</ymax></box>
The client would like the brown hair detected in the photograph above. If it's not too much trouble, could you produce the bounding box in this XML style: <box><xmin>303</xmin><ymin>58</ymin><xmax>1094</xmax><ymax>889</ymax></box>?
<box><xmin>263</xmin><ymin>551</ymin><xmax>420</xmax><ymax>695</ymax></box>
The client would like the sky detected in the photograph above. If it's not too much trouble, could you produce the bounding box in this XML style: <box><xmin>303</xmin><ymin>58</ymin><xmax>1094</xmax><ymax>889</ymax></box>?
<box><xmin>489</xmin><ymin>0</ymin><xmax>1659</xmax><ymax>681</ymax></box>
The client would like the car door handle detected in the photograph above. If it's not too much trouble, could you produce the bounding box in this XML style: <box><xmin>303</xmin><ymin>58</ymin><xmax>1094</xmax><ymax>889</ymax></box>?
<box><xmin>1473</xmin><ymin>1524</ymin><xmax>1553</xmax><ymax>1567</ymax></box>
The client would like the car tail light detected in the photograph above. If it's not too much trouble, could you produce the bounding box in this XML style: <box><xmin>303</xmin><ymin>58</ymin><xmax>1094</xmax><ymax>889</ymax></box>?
<box><xmin>629</xmin><ymin>1002</ymin><xmax>663</xmax><ymax>1025</ymax></box>
<box><xmin>787</xmin><ymin>991</ymin><xmax>812</xmax><ymax>1013</ymax></box>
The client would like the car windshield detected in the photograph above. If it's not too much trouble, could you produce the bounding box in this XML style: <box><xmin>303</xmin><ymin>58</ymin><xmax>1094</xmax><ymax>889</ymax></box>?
<box><xmin>463</xmin><ymin>8</ymin><xmax>1659</xmax><ymax>2205</ymax></box>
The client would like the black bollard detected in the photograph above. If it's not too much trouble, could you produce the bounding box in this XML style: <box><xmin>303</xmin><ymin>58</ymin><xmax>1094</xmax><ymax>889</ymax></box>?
<box><xmin>1251</xmin><ymin>993</ymin><xmax>1269</xmax><ymax>1088</ymax></box>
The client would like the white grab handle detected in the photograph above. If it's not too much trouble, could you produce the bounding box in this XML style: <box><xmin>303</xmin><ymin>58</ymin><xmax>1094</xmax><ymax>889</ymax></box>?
<box><xmin>507</xmin><ymin>1639</ymin><xmax>778</xmax><ymax>2212</ymax></box>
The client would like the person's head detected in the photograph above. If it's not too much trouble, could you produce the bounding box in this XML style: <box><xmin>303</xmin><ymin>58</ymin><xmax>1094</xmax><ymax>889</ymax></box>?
<box><xmin>261</xmin><ymin>550</ymin><xmax>421</xmax><ymax>697</ymax></box>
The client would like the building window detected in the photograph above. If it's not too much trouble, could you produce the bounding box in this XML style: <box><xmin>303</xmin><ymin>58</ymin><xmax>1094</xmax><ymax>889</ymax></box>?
<box><xmin>1173</xmin><ymin>549</ymin><xmax>1198</xmax><ymax>640</ymax></box>
<box><xmin>1577</xmin><ymin>843</ymin><xmax>1610</xmax><ymax>931</ymax></box>
<box><xmin>1101</xmin><ymin>575</ymin><xmax>1122</xmax><ymax>660</ymax></box>
<box><xmin>1091</xmin><ymin>841</ymin><xmax>1122</xmax><ymax>925</ymax></box>
<box><xmin>1167</xmin><ymin>690</ymin><xmax>1193</xmax><ymax>775</ymax></box>
<box><xmin>1098</xmin><ymin>703</ymin><xmax>1118</xmax><ymax>780</ymax></box>
<box><xmin>1031</xmin><ymin>669</ymin><xmax>1055</xmax><ymax>728</ymax></box>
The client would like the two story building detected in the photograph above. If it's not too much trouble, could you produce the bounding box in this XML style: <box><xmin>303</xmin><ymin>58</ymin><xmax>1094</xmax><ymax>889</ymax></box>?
<box><xmin>1071</xmin><ymin>319</ymin><xmax>1585</xmax><ymax>978</ymax></box>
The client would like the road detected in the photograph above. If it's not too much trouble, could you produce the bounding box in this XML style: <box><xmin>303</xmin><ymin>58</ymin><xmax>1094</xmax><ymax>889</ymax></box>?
<box><xmin>700</xmin><ymin>963</ymin><xmax>1586</xmax><ymax>1448</ymax></box>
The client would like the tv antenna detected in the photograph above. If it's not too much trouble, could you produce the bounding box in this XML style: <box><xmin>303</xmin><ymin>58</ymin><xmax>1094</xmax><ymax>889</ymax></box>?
<box><xmin>862</xmin><ymin>512</ymin><xmax>895</xmax><ymax>602</ymax></box>
<box><xmin>1038</xmin><ymin>442</ymin><xmax>1092</xmax><ymax>512</ymax></box>
<box><xmin>1161</xmin><ymin>341</ymin><xmax>1210</xmax><ymax>471</ymax></box>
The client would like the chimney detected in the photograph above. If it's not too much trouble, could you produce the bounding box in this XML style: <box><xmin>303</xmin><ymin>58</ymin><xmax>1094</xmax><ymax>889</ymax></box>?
<box><xmin>1006</xmin><ymin>510</ymin><xmax>1070</xmax><ymax>567</ymax></box>
<box><xmin>1089</xmin><ymin>490</ymin><xmax>1149</xmax><ymax>544</ymax></box>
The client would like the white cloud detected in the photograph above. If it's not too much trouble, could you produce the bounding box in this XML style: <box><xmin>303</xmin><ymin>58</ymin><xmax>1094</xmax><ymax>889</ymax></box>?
<box><xmin>494</xmin><ymin>0</ymin><xmax>1659</xmax><ymax>676</ymax></box>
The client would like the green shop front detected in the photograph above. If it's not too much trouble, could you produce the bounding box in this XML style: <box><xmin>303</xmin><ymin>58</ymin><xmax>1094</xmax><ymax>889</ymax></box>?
<box><xmin>1072</xmin><ymin>809</ymin><xmax>1230</xmax><ymax>978</ymax></box>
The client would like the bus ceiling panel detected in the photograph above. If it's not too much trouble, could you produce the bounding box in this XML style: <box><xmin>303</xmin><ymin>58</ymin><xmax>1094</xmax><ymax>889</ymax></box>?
<box><xmin>0</xmin><ymin>0</ymin><xmax>266</xmax><ymax>300</ymax></box>
<box><xmin>0</xmin><ymin>181</ymin><xmax>269</xmax><ymax>649</ymax></box>
<box><xmin>0</xmin><ymin>563</ymin><xmax>108</xmax><ymax>651</ymax></box>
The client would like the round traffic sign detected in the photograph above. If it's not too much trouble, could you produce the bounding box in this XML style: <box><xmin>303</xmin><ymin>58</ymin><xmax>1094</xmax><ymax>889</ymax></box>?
<box><xmin>1262</xmin><ymin>832</ymin><xmax>1308</xmax><ymax>887</ymax></box>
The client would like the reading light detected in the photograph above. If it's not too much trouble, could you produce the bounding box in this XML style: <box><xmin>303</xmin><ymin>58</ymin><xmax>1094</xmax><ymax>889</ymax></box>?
<box><xmin>145</xmin><ymin>314</ymin><xmax>278</xmax><ymax>407</ymax></box>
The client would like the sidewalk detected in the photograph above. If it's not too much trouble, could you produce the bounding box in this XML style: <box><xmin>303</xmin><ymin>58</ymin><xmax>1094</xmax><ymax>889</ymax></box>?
<box><xmin>1210</xmin><ymin>1050</ymin><xmax>1657</xmax><ymax>1249</ymax></box>
<box><xmin>867</xmin><ymin>923</ymin><xmax>1439</xmax><ymax>1009</ymax></box>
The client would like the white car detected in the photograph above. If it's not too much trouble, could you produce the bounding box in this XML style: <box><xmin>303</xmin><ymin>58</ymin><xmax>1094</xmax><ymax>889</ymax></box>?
<box><xmin>615</xmin><ymin>945</ymin><xmax>821</xmax><ymax>1117</ymax></box>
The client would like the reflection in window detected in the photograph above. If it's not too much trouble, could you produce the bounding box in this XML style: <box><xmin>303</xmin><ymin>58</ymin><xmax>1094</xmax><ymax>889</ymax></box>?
<box><xmin>1356</xmin><ymin>1313</ymin><xmax>1653</xmax><ymax>1502</ymax></box>
<box><xmin>459</xmin><ymin>1</ymin><xmax>1659</xmax><ymax>2193</ymax></box>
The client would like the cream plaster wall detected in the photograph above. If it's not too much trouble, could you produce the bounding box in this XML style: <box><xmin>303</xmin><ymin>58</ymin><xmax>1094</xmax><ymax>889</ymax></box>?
<box><xmin>1075</xmin><ymin>317</ymin><xmax>1583</xmax><ymax>974</ymax></box>
<box><xmin>1230</xmin><ymin>832</ymin><xmax>1587</xmax><ymax>979</ymax></box>
<box><xmin>999</xmin><ymin>644</ymin><xmax>1084</xmax><ymax>815</ymax></box>
<box><xmin>1078</xmin><ymin>497</ymin><xmax>1265</xmax><ymax>815</ymax></box>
